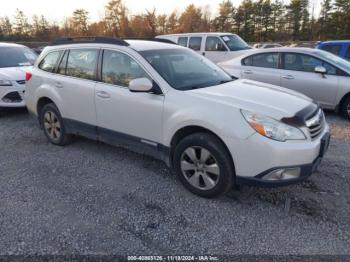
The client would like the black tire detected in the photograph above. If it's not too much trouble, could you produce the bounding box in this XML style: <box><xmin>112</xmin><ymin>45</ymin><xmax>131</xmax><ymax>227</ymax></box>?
<box><xmin>340</xmin><ymin>96</ymin><xmax>350</xmax><ymax>120</ymax></box>
<box><xmin>39</xmin><ymin>103</ymin><xmax>73</xmax><ymax>146</ymax></box>
<box><xmin>173</xmin><ymin>132</ymin><xmax>235</xmax><ymax>198</ymax></box>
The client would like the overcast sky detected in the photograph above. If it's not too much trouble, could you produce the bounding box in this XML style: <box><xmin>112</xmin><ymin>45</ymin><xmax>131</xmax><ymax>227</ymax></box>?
<box><xmin>0</xmin><ymin>0</ymin><xmax>321</xmax><ymax>23</ymax></box>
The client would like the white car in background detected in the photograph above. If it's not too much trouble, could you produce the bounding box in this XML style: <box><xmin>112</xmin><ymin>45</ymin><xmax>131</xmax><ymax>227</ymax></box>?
<box><xmin>156</xmin><ymin>32</ymin><xmax>252</xmax><ymax>63</ymax></box>
<box><xmin>0</xmin><ymin>43</ymin><xmax>37</xmax><ymax>109</ymax></box>
<box><xmin>25</xmin><ymin>38</ymin><xmax>330</xmax><ymax>198</ymax></box>
<box><xmin>219</xmin><ymin>48</ymin><xmax>350</xmax><ymax>120</ymax></box>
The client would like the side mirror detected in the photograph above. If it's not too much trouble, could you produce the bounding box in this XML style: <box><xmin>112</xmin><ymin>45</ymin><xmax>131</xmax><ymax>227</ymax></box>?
<box><xmin>129</xmin><ymin>78</ymin><xmax>153</xmax><ymax>93</ymax></box>
<box><xmin>314</xmin><ymin>66</ymin><xmax>327</xmax><ymax>75</ymax></box>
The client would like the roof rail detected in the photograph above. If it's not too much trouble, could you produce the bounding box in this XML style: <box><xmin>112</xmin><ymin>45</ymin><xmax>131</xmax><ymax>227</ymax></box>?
<box><xmin>124</xmin><ymin>38</ymin><xmax>176</xmax><ymax>45</ymax></box>
<box><xmin>51</xmin><ymin>37</ymin><xmax>130</xmax><ymax>46</ymax></box>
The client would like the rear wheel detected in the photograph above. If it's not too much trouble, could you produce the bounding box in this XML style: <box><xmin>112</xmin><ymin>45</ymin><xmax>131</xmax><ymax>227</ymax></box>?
<box><xmin>40</xmin><ymin>103</ymin><xmax>72</xmax><ymax>145</ymax></box>
<box><xmin>341</xmin><ymin>96</ymin><xmax>350</xmax><ymax>120</ymax></box>
<box><xmin>173</xmin><ymin>133</ymin><xmax>234</xmax><ymax>198</ymax></box>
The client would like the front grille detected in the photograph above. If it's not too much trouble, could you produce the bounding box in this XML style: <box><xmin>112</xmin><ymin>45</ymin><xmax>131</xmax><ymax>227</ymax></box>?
<box><xmin>305</xmin><ymin>109</ymin><xmax>325</xmax><ymax>140</ymax></box>
<box><xmin>2</xmin><ymin>92</ymin><xmax>22</xmax><ymax>103</ymax></box>
<box><xmin>16</xmin><ymin>80</ymin><xmax>25</xmax><ymax>85</ymax></box>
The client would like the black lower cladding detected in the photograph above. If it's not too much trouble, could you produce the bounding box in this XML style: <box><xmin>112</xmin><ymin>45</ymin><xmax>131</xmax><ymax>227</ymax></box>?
<box><xmin>237</xmin><ymin>132</ymin><xmax>331</xmax><ymax>187</ymax></box>
<box><xmin>2</xmin><ymin>92</ymin><xmax>22</xmax><ymax>102</ymax></box>
<box><xmin>63</xmin><ymin>118</ymin><xmax>170</xmax><ymax>164</ymax></box>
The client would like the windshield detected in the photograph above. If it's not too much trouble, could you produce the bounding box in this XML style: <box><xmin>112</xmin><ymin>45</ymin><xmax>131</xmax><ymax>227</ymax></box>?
<box><xmin>221</xmin><ymin>35</ymin><xmax>251</xmax><ymax>51</ymax></box>
<box><xmin>315</xmin><ymin>49</ymin><xmax>350</xmax><ymax>72</ymax></box>
<box><xmin>140</xmin><ymin>48</ymin><xmax>233</xmax><ymax>91</ymax></box>
<box><xmin>0</xmin><ymin>46</ymin><xmax>37</xmax><ymax>68</ymax></box>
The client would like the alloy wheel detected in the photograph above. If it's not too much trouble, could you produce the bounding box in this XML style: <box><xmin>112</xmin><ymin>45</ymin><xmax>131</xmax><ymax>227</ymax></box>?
<box><xmin>43</xmin><ymin>111</ymin><xmax>61</xmax><ymax>141</ymax></box>
<box><xmin>180</xmin><ymin>146</ymin><xmax>220</xmax><ymax>190</ymax></box>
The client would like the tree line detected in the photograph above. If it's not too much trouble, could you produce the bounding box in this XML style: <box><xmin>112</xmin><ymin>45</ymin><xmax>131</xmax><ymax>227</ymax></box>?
<box><xmin>0</xmin><ymin>0</ymin><xmax>349</xmax><ymax>43</ymax></box>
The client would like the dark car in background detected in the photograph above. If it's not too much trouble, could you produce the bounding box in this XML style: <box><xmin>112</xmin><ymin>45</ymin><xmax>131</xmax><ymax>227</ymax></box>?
<box><xmin>316</xmin><ymin>40</ymin><xmax>350</xmax><ymax>61</ymax></box>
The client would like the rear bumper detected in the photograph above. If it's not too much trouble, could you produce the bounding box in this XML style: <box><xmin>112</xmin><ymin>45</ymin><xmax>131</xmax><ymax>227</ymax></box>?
<box><xmin>235</xmin><ymin>133</ymin><xmax>330</xmax><ymax>187</ymax></box>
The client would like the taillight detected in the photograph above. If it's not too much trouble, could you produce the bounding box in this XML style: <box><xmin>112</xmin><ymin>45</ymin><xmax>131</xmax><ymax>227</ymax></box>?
<box><xmin>25</xmin><ymin>72</ymin><xmax>32</xmax><ymax>81</ymax></box>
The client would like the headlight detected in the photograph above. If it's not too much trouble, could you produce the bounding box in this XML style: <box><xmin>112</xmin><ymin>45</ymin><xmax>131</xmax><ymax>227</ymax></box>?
<box><xmin>241</xmin><ymin>110</ymin><xmax>306</xmax><ymax>142</ymax></box>
<box><xmin>0</xmin><ymin>80</ymin><xmax>12</xmax><ymax>86</ymax></box>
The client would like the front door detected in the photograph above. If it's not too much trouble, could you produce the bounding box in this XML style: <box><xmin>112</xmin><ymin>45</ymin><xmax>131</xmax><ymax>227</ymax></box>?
<box><xmin>281</xmin><ymin>52</ymin><xmax>339</xmax><ymax>108</ymax></box>
<box><xmin>94</xmin><ymin>49</ymin><xmax>164</xmax><ymax>153</ymax></box>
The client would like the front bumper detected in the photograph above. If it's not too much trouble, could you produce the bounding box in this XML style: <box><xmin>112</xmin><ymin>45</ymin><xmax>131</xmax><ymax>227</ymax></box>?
<box><xmin>235</xmin><ymin>132</ymin><xmax>330</xmax><ymax>187</ymax></box>
<box><xmin>0</xmin><ymin>81</ymin><xmax>26</xmax><ymax>108</ymax></box>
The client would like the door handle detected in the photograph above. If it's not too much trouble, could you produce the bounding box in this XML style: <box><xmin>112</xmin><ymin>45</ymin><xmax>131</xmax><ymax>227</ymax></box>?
<box><xmin>54</xmin><ymin>82</ymin><xmax>63</xmax><ymax>88</ymax></box>
<box><xmin>282</xmin><ymin>75</ymin><xmax>294</xmax><ymax>80</ymax></box>
<box><xmin>96</xmin><ymin>91</ymin><xmax>111</xmax><ymax>99</ymax></box>
<box><xmin>243</xmin><ymin>70</ymin><xmax>253</xmax><ymax>74</ymax></box>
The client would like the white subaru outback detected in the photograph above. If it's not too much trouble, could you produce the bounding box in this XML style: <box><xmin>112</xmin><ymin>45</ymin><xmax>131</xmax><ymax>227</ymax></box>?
<box><xmin>25</xmin><ymin>37</ymin><xmax>330</xmax><ymax>198</ymax></box>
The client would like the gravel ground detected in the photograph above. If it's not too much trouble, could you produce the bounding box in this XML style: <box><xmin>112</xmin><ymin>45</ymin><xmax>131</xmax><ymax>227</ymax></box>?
<box><xmin>0</xmin><ymin>109</ymin><xmax>349</xmax><ymax>256</ymax></box>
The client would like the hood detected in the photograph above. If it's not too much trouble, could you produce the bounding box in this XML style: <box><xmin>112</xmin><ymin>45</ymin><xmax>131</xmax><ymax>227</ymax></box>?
<box><xmin>188</xmin><ymin>79</ymin><xmax>313</xmax><ymax>120</ymax></box>
<box><xmin>0</xmin><ymin>66</ymin><xmax>32</xmax><ymax>81</ymax></box>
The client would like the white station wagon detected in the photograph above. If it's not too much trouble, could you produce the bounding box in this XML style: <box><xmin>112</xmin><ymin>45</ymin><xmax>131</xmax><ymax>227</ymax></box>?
<box><xmin>25</xmin><ymin>37</ymin><xmax>330</xmax><ymax>198</ymax></box>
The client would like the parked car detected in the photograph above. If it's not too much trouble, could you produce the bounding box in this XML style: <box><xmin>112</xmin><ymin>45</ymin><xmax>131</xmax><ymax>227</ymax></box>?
<box><xmin>156</xmin><ymin>33</ymin><xmax>251</xmax><ymax>63</ymax></box>
<box><xmin>0</xmin><ymin>43</ymin><xmax>37</xmax><ymax>109</ymax></box>
<box><xmin>316</xmin><ymin>40</ymin><xmax>350</xmax><ymax>61</ymax></box>
<box><xmin>253</xmin><ymin>43</ymin><xmax>283</xmax><ymax>49</ymax></box>
<box><xmin>25</xmin><ymin>37</ymin><xmax>330</xmax><ymax>198</ymax></box>
<box><xmin>219</xmin><ymin>47</ymin><xmax>350</xmax><ymax>120</ymax></box>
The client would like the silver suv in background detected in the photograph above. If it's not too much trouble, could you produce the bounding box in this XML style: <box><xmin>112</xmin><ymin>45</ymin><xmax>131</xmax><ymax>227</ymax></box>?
<box><xmin>219</xmin><ymin>47</ymin><xmax>350</xmax><ymax>120</ymax></box>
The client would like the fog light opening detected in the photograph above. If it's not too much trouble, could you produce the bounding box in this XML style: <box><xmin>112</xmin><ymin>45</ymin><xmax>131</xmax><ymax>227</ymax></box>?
<box><xmin>263</xmin><ymin>167</ymin><xmax>301</xmax><ymax>181</ymax></box>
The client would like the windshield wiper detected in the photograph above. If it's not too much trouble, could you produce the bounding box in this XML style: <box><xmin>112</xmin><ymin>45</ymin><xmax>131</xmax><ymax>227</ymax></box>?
<box><xmin>218</xmin><ymin>79</ymin><xmax>234</xmax><ymax>84</ymax></box>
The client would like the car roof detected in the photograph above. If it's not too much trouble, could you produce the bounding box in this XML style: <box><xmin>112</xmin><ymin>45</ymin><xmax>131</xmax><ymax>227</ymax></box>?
<box><xmin>239</xmin><ymin>47</ymin><xmax>319</xmax><ymax>55</ymax></box>
<box><xmin>0</xmin><ymin>42</ymin><xmax>27</xmax><ymax>48</ymax></box>
<box><xmin>158</xmin><ymin>32</ymin><xmax>234</xmax><ymax>37</ymax></box>
<box><xmin>126</xmin><ymin>40</ymin><xmax>183</xmax><ymax>51</ymax></box>
<box><xmin>320</xmin><ymin>40</ymin><xmax>350</xmax><ymax>44</ymax></box>
<box><xmin>43</xmin><ymin>40</ymin><xmax>184</xmax><ymax>53</ymax></box>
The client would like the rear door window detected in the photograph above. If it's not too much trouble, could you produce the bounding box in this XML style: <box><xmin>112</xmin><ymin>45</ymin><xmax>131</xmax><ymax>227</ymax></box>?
<box><xmin>178</xmin><ymin>37</ymin><xmax>188</xmax><ymax>47</ymax></box>
<box><xmin>321</xmin><ymin>44</ymin><xmax>341</xmax><ymax>55</ymax></box>
<box><xmin>66</xmin><ymin>49</ymin><xmax>98</xmax><ymax>80</ymax></box>
<box><xmin>188</xmin><ymin>37</ymin><xmax>202</xmax><ymax>51</ymax></box>
<box><xmin>39</xmin><ymin>51</ymin><xmax>62</xmax><ymax>72</ymax></box>
<box><xmin>248</xmin><ymin>53</ymin><xmax>279</xmax><ymax>69</ymax></box>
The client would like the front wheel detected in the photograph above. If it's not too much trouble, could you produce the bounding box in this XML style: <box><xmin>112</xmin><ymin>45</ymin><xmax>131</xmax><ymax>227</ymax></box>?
<box><xmin>40</xmin><ymin>103</ymin><xmax>72</xmax><ymax>146</ymax></box>
<box><xmin>341</xmin><ymin>96</ymin><xmax>350</xmax><ymax>120</ymax></box>
<box><xmin>173</xmin><ymin>133</ymin><xmax>235</xmax><ymax>198</ymax></box>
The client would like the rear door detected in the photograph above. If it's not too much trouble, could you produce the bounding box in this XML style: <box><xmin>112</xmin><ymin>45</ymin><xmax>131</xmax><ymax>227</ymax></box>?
<box><xmin>51</xmin><ymin>48</ymin><xmax>98</xmax><ymax>128</ymax></box>
<box><xmin>240</xmin><ymin>52</ymin><xmax>281</xmax><ymax>86</ymax></box>
<box><xmin>280</xmin><ymin>52</ymin><xmax>339</xmax><ymax>108</ymax></box>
